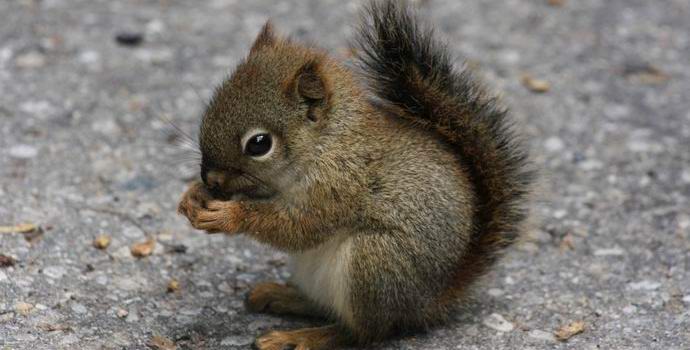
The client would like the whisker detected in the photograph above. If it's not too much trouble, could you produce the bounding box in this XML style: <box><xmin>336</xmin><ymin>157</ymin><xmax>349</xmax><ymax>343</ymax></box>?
<box><xmin>186</xmin><ymin>83</ymin><xmax>211</xmax><ymax>110</ymax></box>
<box><xmin>240</xmin><ymin>171</ymin><xmax>271</xmax><ymax>192</ymax></box>
<box><xmin>158</xmin><ymin>113</ymin><xmax>199</xmax><ymax>149</ymax></box>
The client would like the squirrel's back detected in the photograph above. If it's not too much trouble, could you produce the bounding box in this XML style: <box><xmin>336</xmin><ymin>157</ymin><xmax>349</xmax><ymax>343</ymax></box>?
<box><xmin>356</xmin><ymin>1</ymin><xmax>534</xmax><ymax>297</ymax></box>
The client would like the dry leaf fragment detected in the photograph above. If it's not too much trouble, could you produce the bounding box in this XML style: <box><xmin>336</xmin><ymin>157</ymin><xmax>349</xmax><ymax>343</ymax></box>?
<box><xmin>148</xmin><ymin>335</ymin><xmax>177</xmax><ymax>350</ymax></box>
<box><xmin>15</xmin><ymin>302</ymin><xmax>34</xmax><ymax>316</ymax></box>
<box><xmin>554</xmin><ymin>320</ymin><xmax>585</xmax><ymax>341</ymax></box>
<box><xmin>167</xmin><ymin>279</ymin><xmax>180</xmax><ymax>293</ymax></box>
<box><xmin>93</xmin><ymin>235</ymin><xmax>111</xmax><ymax>250</ymax></box>
<box><xmin>0</xmin><ymin>254</ymin><xmax>16</xmax><ymax>268</ymax></box>
<box><xmin>131</xmin><ymin>239</ymin><xmax>156</xmax><ymax>258</ymax></box>
<box><xmin>548</xmin><ymin>0</ymin><xmax>565</xmax><ymax>6</ymax></box>
<box><xmin>622</xmin><ymin>63</ymin><xmax>669</xmax><ymax>85</ymax></box>
<box><xmin>522</xmin><ymin>74</ymin><xmax>551</xmax><ymax>93</ymax></box>
<box><xmin>0</xmin><ymin>223</ymin><xmax>38</xmax><ymax>234</ymax></box>
<box><xmin>559</xmin><ymin>233</ymin><xmax>575</xmax><ymax>252</ymax></box>
<box><xmin>37</xmin><ymin>323</ymin><xmax>72</xmax><ymax>332</ymax></box>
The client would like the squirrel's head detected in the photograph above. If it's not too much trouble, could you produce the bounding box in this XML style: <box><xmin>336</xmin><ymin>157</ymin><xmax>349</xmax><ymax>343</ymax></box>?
<box><xmin>198</xmin><ymin>22</ymin><xmax>357</xmax><ymax>200</ymax></box>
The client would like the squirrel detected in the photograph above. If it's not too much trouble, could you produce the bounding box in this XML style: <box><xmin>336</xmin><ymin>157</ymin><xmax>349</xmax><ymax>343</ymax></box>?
<box><xmin>177</xmin><ymin>1</ymin><xmax>533</xmax><ymax>349</ymax></box>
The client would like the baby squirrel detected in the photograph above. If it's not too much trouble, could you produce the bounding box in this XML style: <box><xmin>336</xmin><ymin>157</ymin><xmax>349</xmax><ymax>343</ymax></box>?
<box><xmin>177</xmin><ymin>1</ymin><xmax>533</xmax><ymax>349</ymax></box>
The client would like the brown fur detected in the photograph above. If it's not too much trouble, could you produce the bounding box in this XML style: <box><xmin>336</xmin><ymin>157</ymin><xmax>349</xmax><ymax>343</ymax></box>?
<box><xmin>246</xmin><ymin>282</ymin><xmax>323</xmax><ymax>317</ymax></box>
<box><xmin>178</xmin><ymin>1</ymin><xmax>533</xmax><ymax>348</ymax></box>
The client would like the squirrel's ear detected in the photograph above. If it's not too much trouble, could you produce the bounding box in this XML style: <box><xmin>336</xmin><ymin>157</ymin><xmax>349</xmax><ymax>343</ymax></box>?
<box><xmin>250</xmin><ymin>21</ymin><xmax>277</xmax><ymax>55</ymax></box>
<box><xmin>286</xmin><ymin>58</ymin><xmax>331</xmax><ymax>122</ymax></box>
<box><xmin>296</xmin><ymin>60</ymin><xmax>327</xmax><ymax>101</ymax></box>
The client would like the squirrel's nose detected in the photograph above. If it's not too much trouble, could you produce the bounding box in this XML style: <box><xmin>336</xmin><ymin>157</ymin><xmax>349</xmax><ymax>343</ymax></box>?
<box><xmin>205</xmin><ymin>170</ymin><xmax>227</xmax><ymax>190</ymax></box>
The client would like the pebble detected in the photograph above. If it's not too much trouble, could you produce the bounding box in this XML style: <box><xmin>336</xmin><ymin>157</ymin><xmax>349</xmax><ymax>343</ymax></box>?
<box><xmin>522</xmin><ymin>74</ymin><xmax>551</xmax><ymax>93</ymax></box>
<box><xmin>678</xmin><ymin>215</ymin><xmax>690</xmax><ymax>231</ymax></box>
<box><xmin>212</xmin><ymin>55</ymin><xmax>234</xmax><ymax>67</ymax></box>
<box><xmin>167</xmin><ymin>279</ymin><xmax>180</xmax><ymax>293</ymax></box>
<box><xmin>93</xmin><ymin>234</ymin><xmax>111</xmax><ymax>249</ymax></box>
<box><xmin>622</xmin><ymin>304</ymin><xmax>637</xmax><ymax>314</ymax></box>
<box><xmin>111</xmin><ymin>332</ymin><xmax>132</xmax><ymax>346</ymax></box>
<box><xmin>123</xmin><ymin>225</ymin><xmax>145</xmax><ymax>239</ymax></box>
<box><xmin>482</xmin><ymin>313</ymin><xmax>514</xmax><ymax>332</ymax></box>
<box><xmin>115</xmin><ymin>276</ymin><xmax>147</xmax><ymax>291</ymax></box>
<box><xmin>43</xmin><ymin>265</ymin><xmax>67</xmax><ymax>279</ymax></box>
<box><xmin>15</xmin><ymin>51</ymin><xmax>46</xmax><ymax>68</ymax></box>
<box><xmin>682</xmin><ymin>295</ymin><xmax>690</xmax><ymax>304</ymax></box>
<box><xmin>134</xmin><ymin>48</ymin><xmax>173</xmax><ymax>64</ymax></box>
<box><xmin>0</xmin><ymin>311</ymin><xmax>14</xmax><ymax>322</ymax></box>
<box><xmin>579</xmin><ymin>159</ymin><xmax>603</xmax><ymax>171</ymax></box>
<box><xmin>146</xmin><ymin>20</ymin><xmax>165</xmax><ymax>35</ymax></box>
<box><xmin>199</xmin><ymin>291</ymin><xmax>214</xmax><ymax>298</ymax></box>
<box><xmin>19</xmin><ymin>100</ymin><xmax>54</xmax><ymax>117</ymax></box>
<box><xmin>179</xmin><ymin>307</ymin><xmax>202</xmax><ymax>316</ymax></box>
<box><xmin>14</xmin><ymin>332</ymin><xmax>37</xmax><ymax>342</ymax></box>
<box><xmin>627</xmin><ymin>139</ymin><xmax>661</xmax><ymax>153</ymax></box>
<box><xmin>0</xmin><ymin>46</ymin><xmax>12</xmax><ymax>65</ymax></box>
<box><xmin>78</xmin><ymin>50</ymin><xmax>101</xmax><ymax>65</ymax></box>
<box><xmin>120</xmin><ymin>176</ymin><xmax>157</xmax><ymax>192</ymax></box>
<box><xmin>220</xmin><ymin>335</ymin><xmax>254</xmax><ymax>346</ymax></box>
<box><xmin>174</xmin><ymin>314</ymin><xmax>194</xmax><ymax>325</ymax></box>
<box><xmin>59</xmin><ymin>334</ymin><xmax>79</xmax><ymax>345</ymax></box>
<box><xmin>593</xmin><ymin>247</ymin><xmax>625</xmax><ymax>256</ymax></box>
<box><xmin>627</xmin><ymin>280</ymin><xmax>661</xmax><ymax>291</ymax></box>
<box><xmin>126</xmin><ymin>309</ymin><xmax>139</xmax><ymax>323</ymax></box>
<box><xmin>115</xmin><ymin>32</ymin><xmax>144</xmax><ymax>46</ymax></box>
<box><xmin>681</xmin><ymin>169</ymin><xmax>690</xmax><ymax>184</ymax></box>
<box><xmin>71</xmin><ymin>302</ymin><xmax>87</xmax><ymax>314</ymax></box>
<box><xmin>528</xmin><ymin>329</ymin><xmax>557</xmax><ymax>342</ymax></box>
<box><xmin>92</xmin><ymin>118</ymin><xmax>121</xmax><ymax>135</ymax></box>
<box><xmin>487</xmin><ymin>288</ymin><xmax>504</xmax><ymax>297</ymax></box>
<box><xmin>113</xmin><ymin>245</ymin><xmax>134</xmax><ymax>260</ymax></box>
<box><xmin>554</xmin><ymin>320</ymin><xmax>586</xmax><ymax>341</ymax></box>
<box><xmin>131</xmin><ymin>238</ymin><xmax>156</xmax><ymax>257</ymax></box>
<box><xmin>8</xmin><ymin>144</ymin><xmax>38</xmax><ymax>159</ymax></box>
<box><xmin>464</xmin><ymin>325</ymin><xmax>480</xmax><ymax>337</ymax></box>
<box><xmin>544</xmin><ymin>137</ymin><xmax>564</xmax><ymax>152</ymax></box>
<box><xmin>116</xmin><ymin>308</ymin><xmax>129</xmax><ymax>318</ymax></box>
<box><xmin>498</xmin><ymin>49</ymin><xmax>520</xmax><ymax>65</ymax></box>
<box><xmin>217</xmin><ymin>281</ymin><xmax>233</xmax><ymax>294</ymax></box>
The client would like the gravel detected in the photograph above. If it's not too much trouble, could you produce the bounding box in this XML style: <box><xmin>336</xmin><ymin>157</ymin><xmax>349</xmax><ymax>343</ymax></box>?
<box><xmin>1</xmin><ymin>0</ymin><xmax>689</xmax><ymax>349</ymax></box>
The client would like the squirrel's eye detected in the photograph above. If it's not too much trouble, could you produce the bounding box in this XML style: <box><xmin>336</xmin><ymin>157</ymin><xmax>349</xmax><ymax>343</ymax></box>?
<box><xmin>244</xmin><ymin>133</ymin><xmax>273</xmax><ymax>157</ymax></box>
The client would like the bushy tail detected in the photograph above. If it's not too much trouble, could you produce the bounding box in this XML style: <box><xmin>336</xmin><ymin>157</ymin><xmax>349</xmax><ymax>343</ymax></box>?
<box><xmin>356</xmin><ymin>1</ymin><xmax>534</xmax><ymax>288</ymax></box>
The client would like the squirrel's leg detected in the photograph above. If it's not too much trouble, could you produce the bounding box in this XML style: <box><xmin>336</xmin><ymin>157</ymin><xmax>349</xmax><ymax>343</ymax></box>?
<box><xmin>254</xmin><ymin>324</ymin><xmax>347</xmax><ymax>350</ymax></box>
<box><xmin>246</xmin><ymin>282</ymin><xmax>323</xmax><ymax>318</ymax></box>
<box><xmin>343</xmin><ymin>231</ymin><xmax>454</xmax><ymax>343</ymax></box>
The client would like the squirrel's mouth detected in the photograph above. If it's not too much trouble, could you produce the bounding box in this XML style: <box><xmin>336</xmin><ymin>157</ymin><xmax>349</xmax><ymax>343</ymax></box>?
<box><xmin>207</xmin><ymin>183</ymin><xmax>275</xmax><ymax>201</ymax></box>
<box><xmin>203</xmin><ymin>168</ymin><xmax>276</xmax><ymax>201</ymax></box>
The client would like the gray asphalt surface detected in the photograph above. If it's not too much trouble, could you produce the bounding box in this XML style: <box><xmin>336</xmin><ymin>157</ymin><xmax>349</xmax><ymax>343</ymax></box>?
<box><xmin>1</xmin><ymin>0</ymin><xmax>689</xmax><ymax>349</ymax></box>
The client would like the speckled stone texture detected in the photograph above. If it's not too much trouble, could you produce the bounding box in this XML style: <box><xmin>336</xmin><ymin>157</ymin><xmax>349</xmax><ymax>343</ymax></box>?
<box><xmin>1</xmin><ymin>0</ymin><xmax>689</xmax><ymax>349</ymax></box>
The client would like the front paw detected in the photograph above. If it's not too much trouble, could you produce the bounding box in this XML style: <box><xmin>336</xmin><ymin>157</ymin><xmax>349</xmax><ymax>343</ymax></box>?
<box><xmin>177</xmin><ymin>181</ymin><xmax>211</xmax><ymax>217</ymax></box>
<box><xmin>193</xmin><ymin>200</ymin><xmax>244</xmax><ymax>234</ymax></box>
<box><xmin>178</xmin><ymin>182</ymin><xmax>244</xmax><ymax>234</ymax></box>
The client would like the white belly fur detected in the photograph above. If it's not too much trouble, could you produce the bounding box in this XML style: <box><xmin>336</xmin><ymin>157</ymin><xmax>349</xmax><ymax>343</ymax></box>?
<box><xmin>289</xmin><ymin>232</ymin><xmax>354</xmax><ymax>325</ymax></box>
